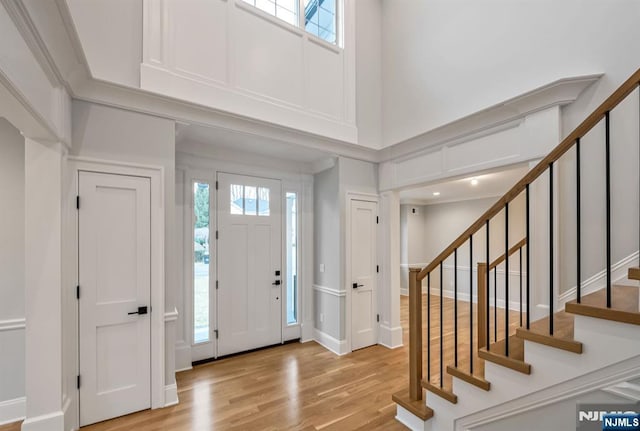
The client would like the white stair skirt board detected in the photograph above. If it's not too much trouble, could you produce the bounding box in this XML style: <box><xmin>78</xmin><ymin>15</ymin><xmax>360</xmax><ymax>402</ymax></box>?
<box><xmin>164</xmin><ymin>384</ymin><xmax>179</xmax><ymax>407</ymax></box>
<box><xmin>558</xmin><ymin>250</ymin><xmax>639</xmax><ymax>309</ymax></box>
<box><xmin>378</xmin><ymin>324</ymin><xmax>403</xmax><ymax>349</ymax></box>
<box><xmin>602</xmin><ymin>381</ymin><xmax>640</xmax><ymax>402</ymax></box>
<box><xmin>20</xmin><ymin>410</ymin><xmax>65</xmax><ymax>431</ymax></box>
<box><xmin>398</xmin><ymin>307</ymin><xmax>640</xmax><ymax>430</ymax></box>
<box><xmin>313</xmin><ymin>329</ymin><xmax>348</xmax><ymax>356</ymax></box>
<box><xmin>395</xmin><ymin>405</ymin><xmax>432</xmax><ymax>431</ymax></box>
<box><xmin>0</xmin><ymin>397</ymin><xmax>25</xmax><ymax>426</ymax></box>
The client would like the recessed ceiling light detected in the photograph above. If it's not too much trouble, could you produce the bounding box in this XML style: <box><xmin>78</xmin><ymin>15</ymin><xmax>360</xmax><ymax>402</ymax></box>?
<box><xmin>471</xmin><ymin>178</ymin><xmax>479</xmax><ymax>186</ymax></box>
<box><xmin>433</xmin><ymin>192</ymin><xmax>440</xmax><ymax>196</ymax></box>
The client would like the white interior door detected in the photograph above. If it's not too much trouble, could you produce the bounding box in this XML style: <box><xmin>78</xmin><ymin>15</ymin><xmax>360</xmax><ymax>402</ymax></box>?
<box><xmin>79</xmin><ymin>171</ymin><xmax>151</xmax><ymax>426</ymax></box>
<box><xmin>217</xmin><ymin>173</ymin><xmax>282</xmax><ymax>356</ymax></box>
<box><xmin>350</xmin><ymin>199</ymin><xmax>378</xmax><ymax>351</ymax></box>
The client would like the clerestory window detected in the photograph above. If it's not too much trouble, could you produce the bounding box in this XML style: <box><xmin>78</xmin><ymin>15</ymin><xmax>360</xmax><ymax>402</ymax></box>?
<box><xmin>242</xmin><ymin>0</ymin><xmax>338</xmax><ymax>46</ymax></box>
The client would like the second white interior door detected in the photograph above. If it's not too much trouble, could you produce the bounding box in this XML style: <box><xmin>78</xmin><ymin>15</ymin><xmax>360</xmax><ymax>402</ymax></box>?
<box><xmin>350</xmin><ymin>199</ymin><xmax>378</xmax><ymax>351</ymax></box>
<box><xmin>217</xmin><ymin>173</ymin><xmax>282</xmax><ymax>356</ymax></box>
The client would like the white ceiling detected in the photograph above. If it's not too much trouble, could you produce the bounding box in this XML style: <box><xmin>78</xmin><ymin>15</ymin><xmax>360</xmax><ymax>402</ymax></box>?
<box><xmin>176</xmin><ymin>123</ymin><xmax>335</xmax><ymax>166</ymax></box>
<box><xmin>399</xmin><ymin>164</ymin><xmax>530</xmax><ymax>205</ymax></box>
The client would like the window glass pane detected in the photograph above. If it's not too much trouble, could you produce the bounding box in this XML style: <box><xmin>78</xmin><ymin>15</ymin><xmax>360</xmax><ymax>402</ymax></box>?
<box><xmin>193</xmin><ymin>182</ymin><xmax>210</xmax><ymax>344</ymax></box>
<box><xmin>245</xmin><ymin>186</ymin><xmax>257</xmax><ymax>215</ymax></box>
<box><xmin>304</xmin><ymin>0</ymin><xmax>336</xmax><ymax>44</ymax></box>
<box><xmin>277</xmin><ymin>6</ymin><xmax>297</xmax><ymax>26</ymax></box>
<box><xmin>278</xmin><ymin>0</ymin><xmax>297</xmax><ymax>13</ymax></box>
<box><xmin>258</xmin><ymin>187</ymin><xmax>270</xmax><ymax>216</ymax></box>
<box><xmin>286</xmin><ymin>192</ymin><xmax>298</xmax><ymax>324</ymax></box>
<box><xmin>256</xmin><ymin>0</ymin><xmax>276</xmax><ymax>15</ymax></box>
<box><xmin>230</xmin><ymin>184</ymin><xmax>244</xmax><ymax>215</ymax></box>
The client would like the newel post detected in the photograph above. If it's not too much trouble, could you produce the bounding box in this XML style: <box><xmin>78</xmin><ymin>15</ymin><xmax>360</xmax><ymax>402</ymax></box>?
<box><xmin>408</xmin><ymin>268</ymin><xmax>423</xmax><ymax>401</ymax></box>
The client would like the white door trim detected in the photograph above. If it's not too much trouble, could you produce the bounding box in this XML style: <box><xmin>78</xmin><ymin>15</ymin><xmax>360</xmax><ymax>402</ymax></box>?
<box><xmin>68</xmin><ymin>157</ymin><xmax>165</xmax><ymax>412</ymax></box>
<box><xmin>345</xmin><ymin>192</ymin><xmax>379</xmax><ymax>353</ymax></box>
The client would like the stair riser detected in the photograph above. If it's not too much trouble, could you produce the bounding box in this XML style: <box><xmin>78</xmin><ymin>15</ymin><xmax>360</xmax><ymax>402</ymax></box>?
<box><xmin>396</xmin><ymin>406</ymin><xmax>433</xmax><ymax>431</ymax></box>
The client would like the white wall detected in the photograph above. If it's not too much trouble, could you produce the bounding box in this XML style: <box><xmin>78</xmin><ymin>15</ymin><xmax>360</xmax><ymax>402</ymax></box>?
<box><xmin>314</xmin><ymin>163</ymin><xmax>341</xmax><ymax>339</ymax></box>
<box><xmin>70</xmin><ymin>100</ymin><xmax>176</xmax><ymax>386</ymax></box>
<box><xmin>313</xmin><ymin>157</ymin><xmax>378</xmax><ymax>349</ymax></box>
<box><xmin>382</xmin><ymin>0</ymin><xmax>640</xmax><ymax>146</ymax></box>
<box><xmin>141</xmin><ymin>0</ymin><xmax>358</xmax><ymax>144</ymax></box>
<box><xmin>66</xmin><ymin>0</ymin><xmax>142</xmax><ymax>88</ymax></box>
<box><xmin>355</xmin><ymin>0</ymin><xmax>382</xmax><ymax>148</ymax></box>
<box><xmin>0</xmin><ymin>118</ymin><xmax>25</xmax><ymax>418</ymax></box>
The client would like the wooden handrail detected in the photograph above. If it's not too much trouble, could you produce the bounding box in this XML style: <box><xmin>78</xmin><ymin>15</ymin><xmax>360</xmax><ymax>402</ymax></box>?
<box><xmin>417</xmin><ymin>67</ymin><xmax>640</xmax><ymax>282</ymax></box>
<box><xmin>489</xmin><ymin>238</ymin><xmax>527</xmax><ymax>270</ymax></box>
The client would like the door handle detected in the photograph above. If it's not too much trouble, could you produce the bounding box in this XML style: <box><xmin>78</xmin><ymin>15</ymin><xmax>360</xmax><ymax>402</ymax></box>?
<box><xmin>272</xmin><ymin>280</ymin><xmax>281</xmax><ymax>286</ymax></box>
<box><xmin>128</xmin><ymin>306</ymin><xmax>148</xmax><ymax>315</ymax></box>
<box><xmin>352</xmin><ymin>283</ymin><xmax>364</xmax><ymax>289</ymax></box>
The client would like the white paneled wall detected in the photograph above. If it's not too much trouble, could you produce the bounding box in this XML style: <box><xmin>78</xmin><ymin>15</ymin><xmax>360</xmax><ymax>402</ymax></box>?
<box><xmin>141</xmin><ymin>0</ymin><xmax>357</xmax><ymax>144</ymax></box>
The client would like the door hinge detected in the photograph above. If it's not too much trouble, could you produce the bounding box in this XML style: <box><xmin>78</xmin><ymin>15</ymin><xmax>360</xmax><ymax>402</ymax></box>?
<box><xmin>77</xmin><ymin>375</ymin><xmax>81</xmax><ymax>389</ymax></box>
<box><xmin>216</xmin><ymin>280</ymin><xmax>219</xmax><ymax>290</ymax></box>
<box><xmin>376</xmin><ymin>216</ymin><xmax>379</xmax><ymax>224</ymax></box>
<box><xmin>376</xmin><ymin>265</ymin><xmax>379</xmax><ymax>273</ymax></box>
<box><xmin>76</xmin><ymin>196</ymin><xmax>80</xmax><ymax>210</ymax></box>
<box><xmin>376</xmin><ymin>314</ymin><xmax>380</xmax><ymax>323</ymax></box>
<box><xmin>214</xmin><ymin>329</ymin><xmax>219</xmax><ymax>339</ymax></box>
<box><xmin>215</xmin><ymin>180</ymin><xmax>219</xmax><ymax>190</ymax></box>
<box><xmin>76</xmin><ymin>285</ymin><xmax>80</xmax><ymax>299</ymax></box>
<box><xmin>216</xmin><ymin>230</ymin><xmax>219</xmax><ymax>240</ymax></box>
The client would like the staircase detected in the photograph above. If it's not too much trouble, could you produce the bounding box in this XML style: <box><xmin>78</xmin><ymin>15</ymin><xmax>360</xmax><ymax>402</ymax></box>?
<box><xmin>392</xmin><ymin>68</ymin><xmax>640</xmax><ymax>431</ymax></box>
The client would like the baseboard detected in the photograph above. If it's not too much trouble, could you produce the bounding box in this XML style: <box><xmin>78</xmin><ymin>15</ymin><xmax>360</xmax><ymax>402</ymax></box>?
<box><xmin>300</xmin><ymin>321</ymin><xmax>315</xmax><ymax>342</ymax></box>
<box><xmin>0</xmin><ymin>397</ymin><xmax>25</xmax><ymax>426</ymax></box>
<box><xmin>164</xmin><ymin>383</ymin><xmax>179</xmax><ymax>407</ymax></box>
<box><xmin>21</xmin><ymin>409</ymin><xmax>64</xmax><ymax>431</ymax></box>
<box><xmin>313</xmin><ymin>328</ymin><xmax>348</xmax><ymax>356</ymax></box>
<box><xmin>400</xmin><ymin>288</ymin><xmax>408</xmax><ymax>296</ymax></box>
<box><xmin>174</xmin><ymin>342</ymin><xmax>192</xmax><ymax>373</ymax></box>
<box><xmin>379</xmin><ymin>324</ymin><xmax>403</xmax><ymax>349</ymax></box>
<box><xmin>558</xmin><ymin>250</ymin><xmax>639</xmax><ymax>309</ymax></box>
<box><xmin>428</xmin><ymin>288</ymin><xmax>526</xmax><ymax>313</ymax></box>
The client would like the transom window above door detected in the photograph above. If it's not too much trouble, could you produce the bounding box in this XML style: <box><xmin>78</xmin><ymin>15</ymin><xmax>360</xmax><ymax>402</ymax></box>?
<box><xmin>230</xmin><ymin>184</ymin><xmax>270</xmax><ymax>216</ymax></box>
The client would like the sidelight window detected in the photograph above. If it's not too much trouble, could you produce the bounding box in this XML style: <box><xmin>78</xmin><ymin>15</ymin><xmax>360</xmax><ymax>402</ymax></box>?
<box><xmin>286</xmin><ymin>192</ymin><xmax>298</xmax><ymax>325</ymax></box>
<box><xmin>193</xmin><ymin>182</ymin><xmax>210</xmax><ymax>344</ymax></box>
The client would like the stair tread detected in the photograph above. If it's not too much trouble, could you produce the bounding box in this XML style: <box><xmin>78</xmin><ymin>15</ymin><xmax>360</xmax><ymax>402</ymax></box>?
<box><xmin>515</xmin><ymin>311</ymin><xmax>583</xmax><ymax>353</ymax></box>
<box><xmin>446</xmin><ymin>365</ymin><xmax>491</xmax><ymax>391</ymax></box>
<box><xmin>628</xmin><ymin>267</ymin><xmax>640</xmax><ymax>281</ymax></box>
<box><xmin>422</xmin><ymin>378</ymin><xmax>458</xmax><ymax>404</ymax></box>
<box><xmin>392</xmin><ymin>390</ymin><xmax>434</xmax><ymax>421</ymax></box>
<box><xmin>479</xmin><ymin>335</ymin><xmax>531</xmax><ymax>374</ymax></box>
<box><xmin>566</xmin><ymin>285</ymin><xmax>640</xmax><ymax>325</ymax></box>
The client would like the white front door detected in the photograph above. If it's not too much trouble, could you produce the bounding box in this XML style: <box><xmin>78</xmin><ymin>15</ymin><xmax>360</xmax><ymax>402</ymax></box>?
<box><xmin>78</xmin><ymin>171</ymin><xmax>151</xmax><ymax>426</ymax></box>
<box><xmin>350</xmin><ymin>199</ymin><xmax>378</xmax><ymax>351</ymax></box>
<box><xmin>217</xmin><ymin>173</ymin><xmax>282</xmax><ymax>356</ymax></box>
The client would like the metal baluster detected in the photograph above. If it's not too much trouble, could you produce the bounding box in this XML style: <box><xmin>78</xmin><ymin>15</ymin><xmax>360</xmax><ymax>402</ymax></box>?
<box><xmin>526</xmin><ymin>184</ymin><xmax>530</xmax><ymax>330</ymax></box>
<box><xmin>494</xmin><ymin>267</ymin><xmax>497</xmax><ymax>342</ymax></box>
<box><xmin>427</xmin><ymin>272</ymin><xmax>431</xmax><ymax>382</ymax></box>
<box><xmin>576</xmin><ymin>138</ymin><xmax>582</xmax><ymax>303</ymax></box>
<box><xmin>549</xmin><ymin>164</ymin><xmax>554</xmax><ymax>336</ymax></box>
<box><xmin>454</xmin><ymin>248</ymin><xmax>458</xmax><ymax>368</ymax></box>
<box><xmin>505</xmin><ymin>202</ymin><xmax>509</xmax><ymax>356</ymax></box>
<box><xmin>440</xmin><ymin>262</ymin><xmax>444</xmax><ymax>388</ymax></box>
<box><xmin>605</xmin><ymin>111</ymin><xmax>612</xmax><ymax>308</ymax></box>
<box><xmin>469</xmin><ymin>235</ymin><xmax>474</xmax><ymax>374</ymax></box>
<box><xmin>486</xmin><ymin>220</ymin><xmax>490</xmax><ymax>351</ymax></box>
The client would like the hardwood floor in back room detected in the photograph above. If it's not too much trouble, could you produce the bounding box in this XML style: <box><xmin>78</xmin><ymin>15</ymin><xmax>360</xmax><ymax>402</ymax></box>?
<box><xmin>2</xmin><ymin>295</ymin><xmax>482</xmax><ymax>431</ymax></box>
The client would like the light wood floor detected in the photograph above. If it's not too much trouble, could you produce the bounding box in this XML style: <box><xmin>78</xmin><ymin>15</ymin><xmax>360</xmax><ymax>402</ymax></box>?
<box><xmin>0</xmin><ymin>295</ymin><xmax>520</xmax><ymax>431</ymax></box>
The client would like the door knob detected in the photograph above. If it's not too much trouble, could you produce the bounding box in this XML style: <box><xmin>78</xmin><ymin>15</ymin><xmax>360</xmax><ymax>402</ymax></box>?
<box><xmin>128</xmin><ymin>306</ymin><xmax>148</xmax><ymax>315</ymax></box>
<box><xmin>352</xmin><ymin>283</ymin><xmax>363</xmax><ymax>289</ymax></box>
<box><xmin>272</xmin><ymin>280</ymin><xmax>281</xmax><ymax>286</ymax></box>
